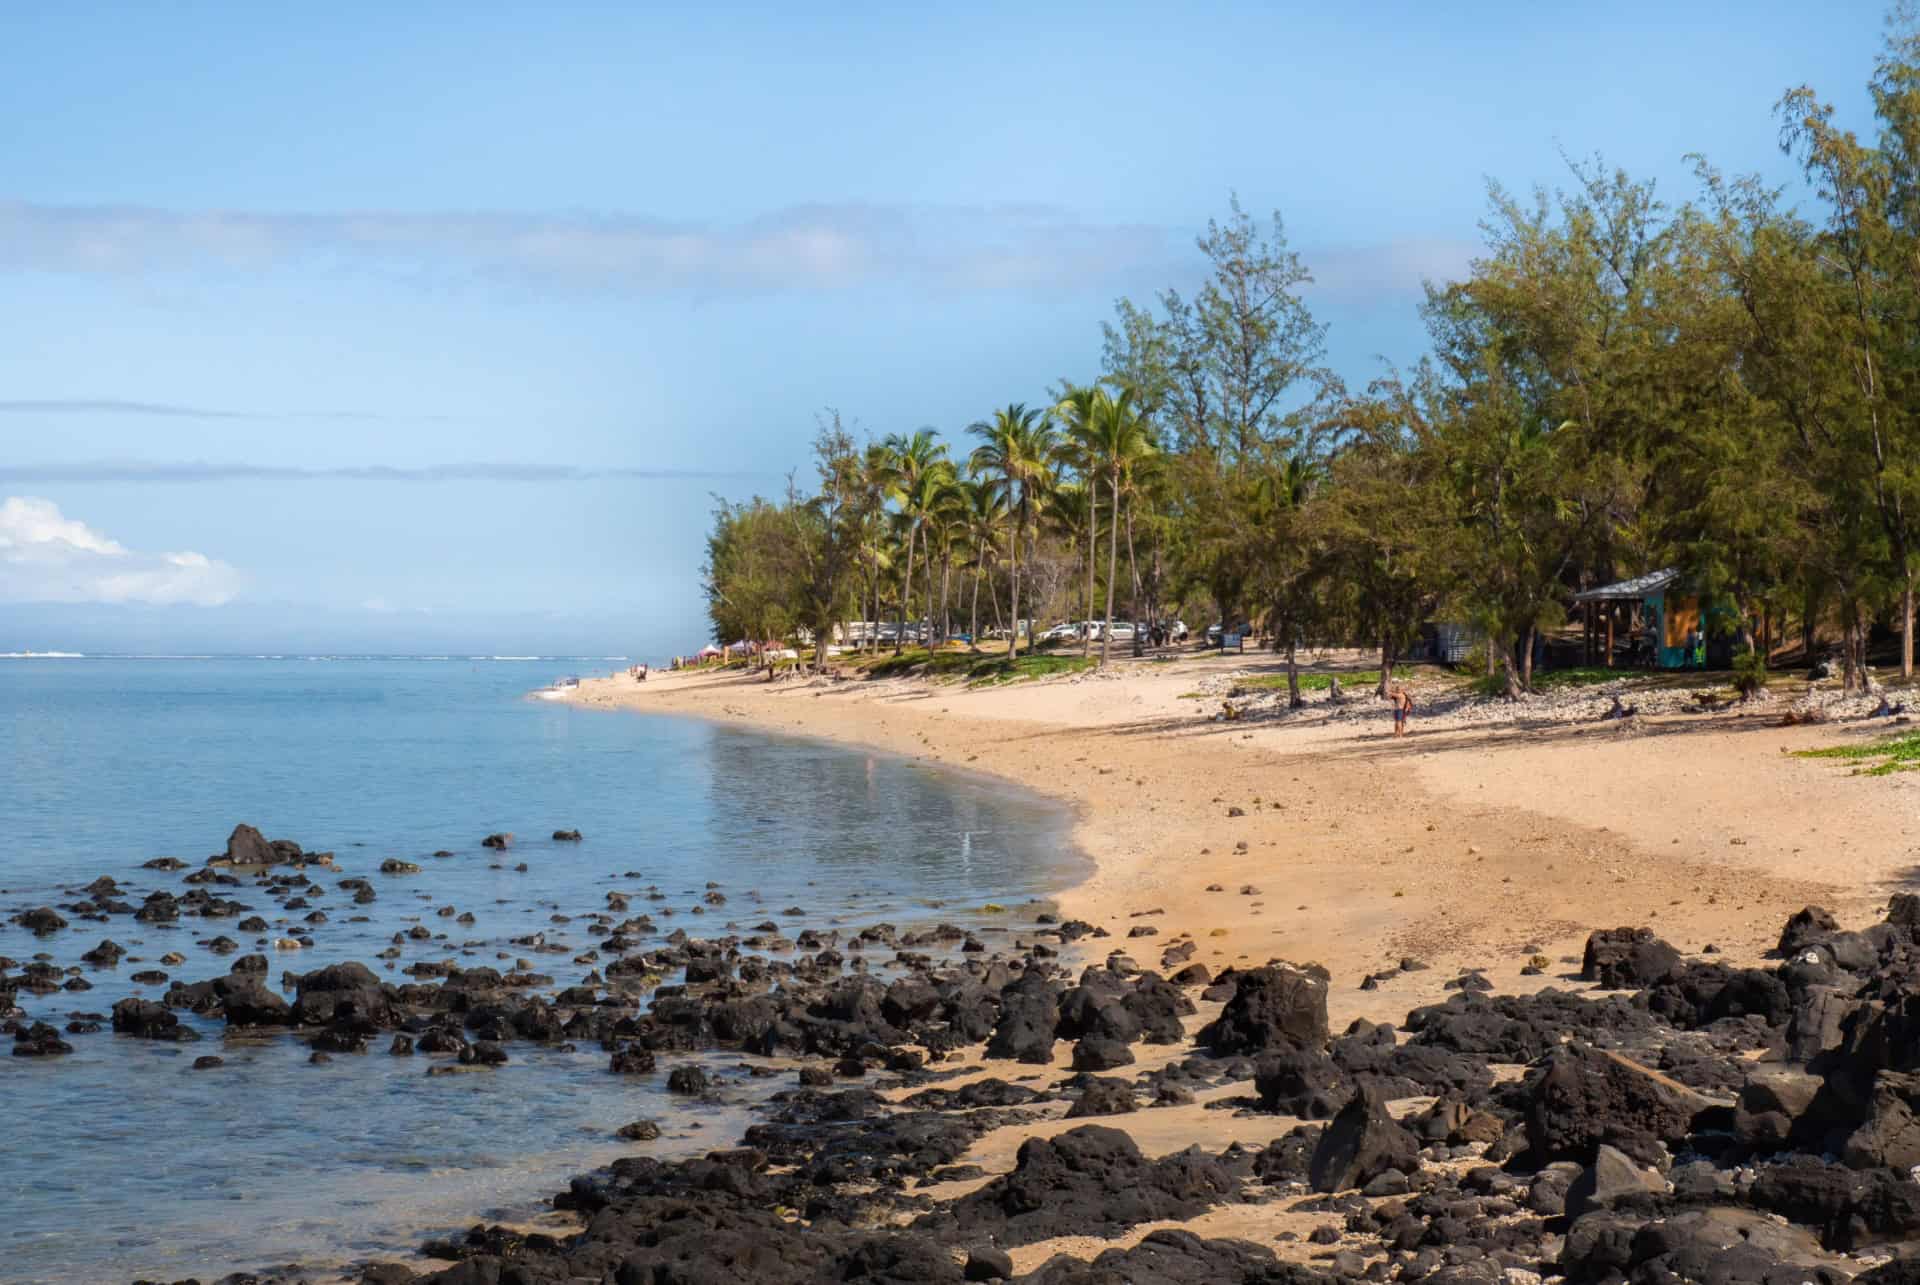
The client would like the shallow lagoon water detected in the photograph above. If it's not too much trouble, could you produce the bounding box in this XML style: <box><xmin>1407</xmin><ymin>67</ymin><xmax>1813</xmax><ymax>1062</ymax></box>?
<box><xmin>0</xmin><ymin>658</ymin><xmax>1084</xmax><ymax>1282</ymax></box>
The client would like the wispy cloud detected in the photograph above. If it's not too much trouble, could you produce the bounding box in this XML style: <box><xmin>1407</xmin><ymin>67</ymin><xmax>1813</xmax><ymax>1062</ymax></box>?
<box><xmin>0</xmin><ymin>398</ymin><xmax>393</xmax><ymax>421</ymax></box>
<box><xmin>0</xmin><ymin>199</ymin><xmax>1178</xmax><ymax>294</ymax></box>
<box><xmin>0</xmin><ymin>196</ymin><xmax>1471</xmax><ymax>304</ymax></box>
<box><xmin>0</xmin><ymin>398</ymin><xmax>250</xmax><ymax>419</ymax></box>
<box><xmin>0</xmin><ymin>496</ymin><xmax>242</xmax><ymax>606</ymax></box>
<box><xmin>0</xmin><ymin>461</ymin><xmax>778</xmax><ymax>484</ymax></box>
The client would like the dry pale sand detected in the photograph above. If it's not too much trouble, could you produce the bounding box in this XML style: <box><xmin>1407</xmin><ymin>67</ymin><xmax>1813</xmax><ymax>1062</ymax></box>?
<box><xmin>567</xmin><ymin>652</ymin><xmax>1919</xmax><ymax>986</ymax></box>
<box><xmin>555</xmin><ymin>651</ymin><xmax>1920</xmax><ymax>1265</ymax></box>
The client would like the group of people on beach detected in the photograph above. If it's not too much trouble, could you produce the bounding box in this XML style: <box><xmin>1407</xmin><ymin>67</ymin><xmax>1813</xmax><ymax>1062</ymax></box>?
<box><xmin>628</xmin><ymin>664</ymin><xmax>648</xmax><ymax>683</ymax></box>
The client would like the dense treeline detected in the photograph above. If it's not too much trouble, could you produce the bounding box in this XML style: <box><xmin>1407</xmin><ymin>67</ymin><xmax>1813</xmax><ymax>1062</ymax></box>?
<box><xmin>705</xmin><ymin>22</ymin><xmax>1920</xmax><ymax>699</ymax></box>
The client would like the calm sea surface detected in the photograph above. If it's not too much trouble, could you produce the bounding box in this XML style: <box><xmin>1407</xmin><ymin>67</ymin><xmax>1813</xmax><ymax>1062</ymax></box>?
<box><xmin>0</xmin><ymin>657</ymin><xmax>1083</xmax><ymax>1283</ymax></box>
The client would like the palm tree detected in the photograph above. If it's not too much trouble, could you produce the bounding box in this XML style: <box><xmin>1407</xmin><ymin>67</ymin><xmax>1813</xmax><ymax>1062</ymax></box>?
<box><xmin>882</xmin><ymin>429</ymin><xmax>949</xmax><ymax>654</ymax></box>
<box><xmin>1054</xmin><ymin>385</ymin><xmax>1104</xmax><ymax>658</ymax></box>
<box><xmin>1068</xmin><ymin>388</ymin><xmax>1156</xmax><ymax>664</ymax></box>
<box><xmin>854</xmin><ymin>441</ymin><xmax>899</xmax><ymax>651</ymax></box>
<box><xmin>958</xmin><ymin>478</ymin><xmax>1007</xmax><ymax>649</ymax></box>
<box><xmin>922</xmin><ymin>473</ymin><xmax>967</xmax><ymax>644</ymax></box>
<box><xmin>1045</xmin><ymin>478</ymin><xmax>1093</xmax><ymax>653</ymax></box>
<box><xmin>968</xmin><ymin>403</ymin><xmax>1059</xmax><ymax>659</ymax></box>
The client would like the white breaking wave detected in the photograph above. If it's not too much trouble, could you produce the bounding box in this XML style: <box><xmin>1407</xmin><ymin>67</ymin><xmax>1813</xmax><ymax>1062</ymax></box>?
<box><xmin>0</xmin><ymin>650</ymin><xmax>85</xmax><ymax>658</ymax></box>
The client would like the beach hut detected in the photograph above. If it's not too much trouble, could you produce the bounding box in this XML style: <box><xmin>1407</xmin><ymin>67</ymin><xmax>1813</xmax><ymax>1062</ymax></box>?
<box><xmin>1572</xmin><ymin>569</ymin><xmax>1735</xmax><ymax>669</ymax></box>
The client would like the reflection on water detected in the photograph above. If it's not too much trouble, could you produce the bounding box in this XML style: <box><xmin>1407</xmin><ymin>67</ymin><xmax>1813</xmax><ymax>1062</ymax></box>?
<box><xmin>0</xmin><ymin>659</ymin><xmax>1085</xmax><ymax>1282</ymax></box>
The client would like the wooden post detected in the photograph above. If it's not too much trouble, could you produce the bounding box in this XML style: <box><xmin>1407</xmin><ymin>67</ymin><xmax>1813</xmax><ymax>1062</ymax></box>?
<box><xmin>1604</xmin><ymin>606</ymin><xmax>1615</xmax><ymax>669</ymax></box>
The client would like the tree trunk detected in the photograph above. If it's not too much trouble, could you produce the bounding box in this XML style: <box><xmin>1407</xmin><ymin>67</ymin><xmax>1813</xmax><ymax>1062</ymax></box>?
<box><xmin>1504</xmin><ymin>637</ymin><xmax>1526</xmax><ymax>700</ymax></box>
<box><xmin>1126</xmin><ymin>501</ymin><xmax>1143</xmax><ymax>657</ymax></box>
<box><xmin>1286</xmin><ymin>637</ymin><xmax>1302</xmax><ymax>708</ymax></box>
<box><xmin>1377</xmin><ymin>637</ymin><xmax>1393</xmax><ymax>699</ymax></box>
<box><xmin>1007</xmin><ymin>506</ymin><xmax>1021</xmax><ymax>660</ymax></box>
<box><xmin>1084</xmin><ymin>488</ymin><xmax>1096</xmax><ymax>659</ymax></box>
<box><xmin>936</xmin><ymin>546</ymin><xmax>949</xmax><ymax>645</ymax></box>
<box><xmin>1844</xmin><ymin>611</ymin><xmax>1860</xmax><ymax>694</ymax></box>
<box><xmin>969</xmin><ymin>566</ymin><xmax>981</xmax><ymax>650</ymax></box>
<box><xmin>1522</xmin><ymin>625</ymin><xmax>1536</xmax><ymax>692</ymax></box>
<box><xmin>1904</xmin><ymin>578</ymin><xmax>1915</xmax><ymax>681</ymax></box>
<box><xmin>1802</xmin><ymin>586</ymin><xmax>1819</xmax><ymax>670</ymax></box>
<box><xmin>1101</xmin><ymin>472</ymin><xmax>1121</xmax><ymax>666</ymax></box>
<box><xmin>895</xmin><ymin>524</ymin><xmax>916</xmax><ymax>657</ymax></box>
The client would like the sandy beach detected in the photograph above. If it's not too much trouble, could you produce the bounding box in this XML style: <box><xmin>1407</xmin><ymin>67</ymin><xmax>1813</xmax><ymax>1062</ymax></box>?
<box><xmin>543</xmin><ymin>649</ymin><xmax>1920</xmax><ymax>1271</ymax></box>
<box><xmin>567</xmin><ymin>651</ymin><xmax>1918</xmax><ymax>1005</ymax></box>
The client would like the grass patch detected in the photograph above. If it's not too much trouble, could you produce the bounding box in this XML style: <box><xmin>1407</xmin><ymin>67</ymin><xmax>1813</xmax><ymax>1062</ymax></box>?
<box><xmin>967</xmin><ymin>654</ymin><xmax>1097</xmax><ymax>686</ymax></box>
<box><xmin>1794</xmin><ymin>730</ymin><xmax>1920</xmax><ymax>776</ymax></box>
<box><xmin>1233</xmin><ymin>669</ymin><xmax>1385</xmax><ymax>692</ymax></box>
<box><xmin>850</xmin><ymin>647</ymin><xmax>1094</xmax><ymax>686</ymax></box>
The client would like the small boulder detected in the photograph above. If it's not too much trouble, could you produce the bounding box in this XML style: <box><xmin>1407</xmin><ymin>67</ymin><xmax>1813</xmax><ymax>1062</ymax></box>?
<box><xmin>1308</xmin><ymin>1081</ymin><xmax>1419</xmax><ymax>1193</ymax></box>
<box><xmin>1565</xmin><ymin>1143</ymin><xmax>1668</xmax><ymax>1218</ymax></box>
<box><xmin>1580</xmin><ymin>927</ymin><xmax>1680</xmax><ymax>990</ymax></box>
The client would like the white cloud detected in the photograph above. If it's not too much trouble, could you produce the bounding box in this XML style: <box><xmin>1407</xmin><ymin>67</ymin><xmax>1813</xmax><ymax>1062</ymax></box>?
<box><xmin>0</xmin><ymin>496</ymin><xmax>242</xmax><ymax>606</ymax></box>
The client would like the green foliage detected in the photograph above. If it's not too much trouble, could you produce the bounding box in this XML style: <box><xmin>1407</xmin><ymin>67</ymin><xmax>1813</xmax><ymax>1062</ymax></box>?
<box><xmin>700</xmin><ymin>26</ymin><xmax>1920</xmax><ymax>692</ymax></box>
<box><xmin>1796</xmin><ymin>732</ymin><xmax>1920</xmax><ymax>775</ymax></box>
<box><xmin>1731</xmin><ymin>646</ymin><xmax>1770</xmax><ymax>698</ymax></box>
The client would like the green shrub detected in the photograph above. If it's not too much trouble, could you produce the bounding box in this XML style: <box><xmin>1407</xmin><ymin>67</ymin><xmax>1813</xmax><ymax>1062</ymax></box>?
<box><xmin>1731</xmin><ymin>646</ymin><xmax>1768</xmax><ymax>699</ymax></box>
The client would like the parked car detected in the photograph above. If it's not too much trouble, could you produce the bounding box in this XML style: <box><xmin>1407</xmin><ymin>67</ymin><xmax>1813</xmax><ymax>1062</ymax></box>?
<box><xmin>1040</xmin><ymin>621</ymin><xmax>1079</xmax><ymax>642</ymax></box>
<box><xmin>1170</xmin><ymin>620</ymin><xmax>1189</xmax><ymax>642</ymax></box>
<box><xmin>1105</xmin><ymin>621</ymin><xmax>1137</xmax><ymax>641</ymax></box>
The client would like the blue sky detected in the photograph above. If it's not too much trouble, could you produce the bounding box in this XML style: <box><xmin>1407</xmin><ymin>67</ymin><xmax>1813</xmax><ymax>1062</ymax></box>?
<box><xmin>0</xmin><ymin>1</ymin><xmax>1885</xmax><ymax>655</ymax></box>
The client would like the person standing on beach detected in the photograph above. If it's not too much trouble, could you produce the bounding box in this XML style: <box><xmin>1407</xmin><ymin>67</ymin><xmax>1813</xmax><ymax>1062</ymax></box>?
<box><xmin>1388</xmin><ymin>683</ymin><xmax>1413</xmax><ymax>737</ymax></box>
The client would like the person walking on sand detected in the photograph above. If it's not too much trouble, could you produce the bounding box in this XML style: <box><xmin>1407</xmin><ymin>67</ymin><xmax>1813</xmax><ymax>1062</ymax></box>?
<box><xmin>1388</xmin><ymin>683</ymin><xmax>1413</xmax><ymax>738</ymax></box>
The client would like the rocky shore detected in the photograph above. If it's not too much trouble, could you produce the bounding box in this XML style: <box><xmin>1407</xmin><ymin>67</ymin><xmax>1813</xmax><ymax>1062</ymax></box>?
<box><xmin>16</xmin><ymin>817</ymin><xmax>1920</xmax><ymax>1283</ymax></box>
<box><xmin>353</xmin><ymin>898</ymin><xmax>1920</xmax><ymax>1283</ymax></box>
